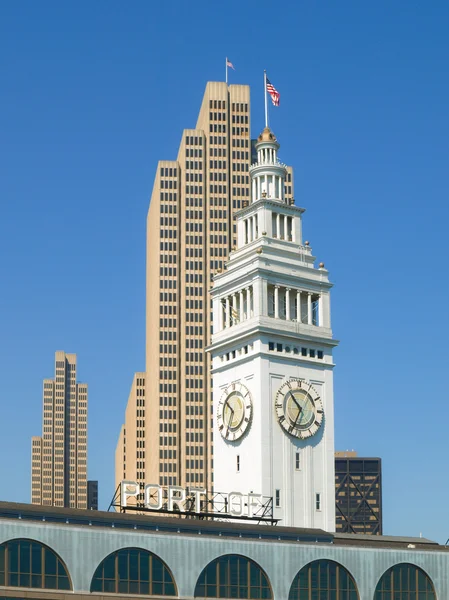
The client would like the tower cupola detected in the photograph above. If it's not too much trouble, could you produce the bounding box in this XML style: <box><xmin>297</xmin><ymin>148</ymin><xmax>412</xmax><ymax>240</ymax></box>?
<box><xmin>249</xmin><ymin>127</ymin><xmax>288</xmax><ymax>204</ymax></box>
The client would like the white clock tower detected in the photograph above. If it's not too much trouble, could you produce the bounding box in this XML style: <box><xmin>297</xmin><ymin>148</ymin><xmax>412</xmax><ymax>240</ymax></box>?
<box><xmin>209</xmin><ymin>127</ymin><xmax>339</xmax><ymax>531</ymax></box>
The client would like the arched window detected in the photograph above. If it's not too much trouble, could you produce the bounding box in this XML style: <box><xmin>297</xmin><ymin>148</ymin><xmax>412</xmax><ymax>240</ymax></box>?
<box><xmin>90</xmin><ymin>547</ymin><xmax>176</xmax><ymax>596</ymax></box>
<box><xmin>289</xmin><ymin>559</ymin><xmax>359</xmax><ymax>600</ymax></box>
<box><xmin>374</xmin><ymin>563</ymin><xmax>436</xmax><ymax>600</ymax></box>
<box><xmin>0</xmin><ymin>538</ymin><xmax>71</xmax><ymax>590</ymax></box>
<box><xmin>194</xmin><ymin>554</ymin><xmax>272</xmax><ymax>599</ymax></box>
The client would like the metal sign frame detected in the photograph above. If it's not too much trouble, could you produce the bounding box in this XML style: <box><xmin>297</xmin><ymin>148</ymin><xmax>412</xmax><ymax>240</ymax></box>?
<box><xmin>108</xmin><ymin>483</ymin><xmax>278</xmax><ymax>525</ymax></box>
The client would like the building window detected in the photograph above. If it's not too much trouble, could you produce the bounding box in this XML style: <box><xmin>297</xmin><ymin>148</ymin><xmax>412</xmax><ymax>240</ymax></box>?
<box><xmin>276</xmin><ymin>343</ymin><xmax>283</xmax><ymax>352</ymax></box>
<box><xmin>315</xmin><ymin>493</ymin><xmax>321</xmax><ymax>510</ymax></box>
<box><xmin>194</xmin><ymin>554</ymin><xmax>272</xmax><ymax>599</ymax></box>
<box><xmin>317</xmin><ymin>350</ymin><xmax>323</xmax><ymax>359</ymax></box>
<box><xmin>90</xmin><ymin>548</ymin><xmax>176</xmax><ymax>596</ymax></box>
<box><xmin>0</xmin><ymin>539</ymin><xmax>72</xmax><ymax>590</ymax></box>
<box><xmin>295</xmin><ymin>452</ymin><xmax>300</xmax><ymax>470</ymax></box>
<box><xmin>236</xmin><ymin>455</ymin><xmax>240</xmax><ymax>472</ymax></box>
<box><xmin>275</xmin><ymin>489</ymin><xmax>281</xmax><ymax>507</ymax></box>
<box><xmin>301</xmin><ymin>347</ymin><xmax>307</xmax><ymax>356</ymax></box>
<box><xmin>374</xmin><ymin>564</ymin><xmax>436</xmax><ymax>600</ymax></box>
<box><xmin>288</xmin><ymin>560</ymin><xmax>359</xmax><ymax>600</ymax></box>
<box><xmin>268</xmin><ymin>342</ymin><xmax>274</xmax><ymax>351</ymax></box>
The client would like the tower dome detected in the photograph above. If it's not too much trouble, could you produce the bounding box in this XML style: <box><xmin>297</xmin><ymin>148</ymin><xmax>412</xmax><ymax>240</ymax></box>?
<box><xmin>257</xmin><ymin>126</ymin><xmax>278</xmax><ymax>144</ymax></box>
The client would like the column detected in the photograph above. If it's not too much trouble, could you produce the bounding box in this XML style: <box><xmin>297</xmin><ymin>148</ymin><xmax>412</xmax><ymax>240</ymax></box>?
<box><xmin>239</xmin><ymin>290</ymin><xmax>244</xmax><ymax>322</ymax></box>
<box><xmin>225</xmin><ymin>297</ymin><xmax>230</xmax><ymax>328</ymax></box>
<box><xmin>285</xmin><ymin>288</ymin><xmax>291</xmax><ymax>320</ymax></box>
<box><xmin>318</xmin><ymin>295</ymin><xmax>322</xmax><ymax>327</ymax></box>
<box><xmin>232</xmin><ymin>294</ymin><xmax>237</xmax><ymax>324</ymax></box>
<box><xmin>291</xmin><ymin>217</ymin><xmax>296</xmax><ymax>242</ymax></box>
<box><xmin>252</xmin><ymin>178</ymin><xmax>256</xmax><ymax>202</ymax></box>
<box><xmin>247</xmin><ymin>286</ymin><xmax>252</xmax><ymax>317</ymax></box>
<box><xmin>276</xmin><ymin>213</ymin><xmax>280</xmax><ymax>239</ymax></box>
<box><xmin>283</xmin><ymin>215</ymin><xmax>288</xmax><ymax>240</ymax></box>
<box><xmin>219</xmin><ymin>299</ymin><xmax>224</xmax><ymax>330</ymax></box>
<box><xmin>254</xmin><ymin>214</ymin><xmax>258</xmax><ymax>239</ymax></box>
<box><xmin>296</xmin><ymin>290</ymin><xmax>301</xmax><ymax>322</ymax></box>
<box><xmin>274</xmin><ymin>286</ymin><xmax>279</xmax><ymax>319</ymax></box>
<box><xmin>307</xmin><ymin>293</ymin><xmax>312</xmax><ymax>325</ymax></box>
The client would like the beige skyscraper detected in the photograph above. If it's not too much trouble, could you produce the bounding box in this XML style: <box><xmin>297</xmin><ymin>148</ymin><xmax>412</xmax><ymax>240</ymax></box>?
<box><xmin>116</xmin><ymin>81</ymin><xmax>294</xmax><ymax>494</ymax></box>
<box><xmin>31</xmin><ymin>351</ymin><xmax>88</xmax><ymax>508</ymax></box>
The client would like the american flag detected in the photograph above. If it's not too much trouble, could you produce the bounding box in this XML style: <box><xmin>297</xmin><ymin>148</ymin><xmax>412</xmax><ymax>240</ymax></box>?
<box><xmin>226</xmin><ymin>58</ymin><xmax>235</xmax><ymax>70</ymax></box>
<box><xmin>266</xmin><ymin>77</ymin><xmax>280</xmax><ymax>106</ymax></box>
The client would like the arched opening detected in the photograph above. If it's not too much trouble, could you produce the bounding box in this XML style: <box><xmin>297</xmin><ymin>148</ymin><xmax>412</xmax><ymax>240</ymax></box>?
<box><xmin>374</xmin><ymin>563</ymin><xmax>436</xmax><ymax>599</ymax></box>
<box><xmin>289</xmin><ymin>559</ymin><xmax>359</xmax><ymax>599</ymax></box>
<box><xmin>0</xmin><ymin>538</ymin><xmax>71</xmax><ymax>590</ymax></box>
<box><xmin>194</xmin><ymin>553</ymin><xmax>272</xmax><ymax>599</ymax></box>
<box><xmin>90</xmin><ymin>547</ymin><xmax>176</xmax><ymax>596</ymax></box>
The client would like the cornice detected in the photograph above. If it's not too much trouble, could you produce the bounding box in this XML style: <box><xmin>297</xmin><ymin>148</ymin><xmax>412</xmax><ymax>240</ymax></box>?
<box><xmin>235</xmin><ymin>198</ymin><xmax>305</xmax><ymax>218</ymax></box>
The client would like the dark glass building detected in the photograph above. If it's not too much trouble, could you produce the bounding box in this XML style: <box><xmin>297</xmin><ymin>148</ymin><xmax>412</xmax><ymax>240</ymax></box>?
<box><xmin>335</xmin><ymin>451</ymin><xmax>383</xmax><ymax>535</ymax></box>
<box><xmin>87</xmin><ymin>480</ymin><xmax>98</xmax><ymax>511</ymax></box>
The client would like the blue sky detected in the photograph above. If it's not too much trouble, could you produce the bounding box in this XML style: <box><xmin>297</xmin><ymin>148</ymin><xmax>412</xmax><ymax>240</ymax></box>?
<box><xmin>1</xmin><ymin>1</ymin><xmax>448</xmax><ymax>541</ymax></box>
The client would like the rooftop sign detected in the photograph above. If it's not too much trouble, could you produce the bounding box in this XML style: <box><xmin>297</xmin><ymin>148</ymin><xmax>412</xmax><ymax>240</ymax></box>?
<box><xmin>109</xmin><ymin>481</ymin><xmax>277</xmax><ymax>524</ymax></box>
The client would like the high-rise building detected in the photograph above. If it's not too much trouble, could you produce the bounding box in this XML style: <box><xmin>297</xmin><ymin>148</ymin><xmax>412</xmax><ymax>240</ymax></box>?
<box><xmin>116</xmin><ymin>81</ymin><xmax>294</xmax><ymax>492</ymax></box>
<box><xmin>210</xmin><ymin>127</ymin><xmax>337</xmax><ymax>529</ymax></box>
<box><xmin>31</xmin><ymin>351</ymin><xmax>88</xmax><ymax>508</ymax></box>
<box><xmin>115</xmin><ymin>373</ymin><xmax>146</xmax><ymax>499</ymax></box>
<box><xmin>87</xmin><ymin>480</ymin><xmax>99</xmax><ymax>510</ymax></box>
<box><xmin>335</xmin><ymin>451</ymin><xmax>383</xmax><ymax>534</ymax></box>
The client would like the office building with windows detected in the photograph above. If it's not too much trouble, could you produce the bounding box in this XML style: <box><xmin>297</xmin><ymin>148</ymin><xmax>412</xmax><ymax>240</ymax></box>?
<box><xmin>335</xmin><ymin>451</ymin><xmax>383</xmax><ymax>535</ymax></box>
<box><xmin>31</xmin><ymin>351</ymin><xmax>88</xmax><ymax>509</ymax></box>
<box><xmin>115</xmin><ymin>373</ymin><xmax>146</xmax><ymax>501</ymax></box>
<box><xmin>115</xmin><ymin>81</ymin><xmax>294</xmax><ymax>492</ymax></box>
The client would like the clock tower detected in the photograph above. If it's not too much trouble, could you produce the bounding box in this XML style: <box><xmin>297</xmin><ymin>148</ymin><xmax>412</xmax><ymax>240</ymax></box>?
<box><xmin>209</xmin><ymin>127</ymin><xmax>339</xmax><ymax>530</ymax></box>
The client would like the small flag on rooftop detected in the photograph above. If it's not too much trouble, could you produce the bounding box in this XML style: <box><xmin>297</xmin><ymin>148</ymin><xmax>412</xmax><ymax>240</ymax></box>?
<box><xmin>225</xmin><ymin>58</ymin><xmax>235</xmax><ymax>84</ymax></box>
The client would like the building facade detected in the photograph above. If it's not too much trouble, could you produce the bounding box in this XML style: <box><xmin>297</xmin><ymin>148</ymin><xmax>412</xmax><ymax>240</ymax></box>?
<box><xmin>115</xmin><ymin>373</ymin><xmax>146</xmax><ymax>500</ymax></box>
<box><xmin>209</xmin><ymin>127</ymin><xmax>337</xmax><ymax>530</ymax></box>
<box><xmin>0</xmin><ymin>501</ymin><xmax>447</xmax><ymax>599</ymax></box>
<box><xmin>116</xmin><ymin>81</ymin><xmax>294</xmax><ymax>492</ymax></box>
<box><xmin>335</xmin><ymin>451</ymin><xmax>383</xmax><ymax>535</ymax></box>
<box><xmin>31</xmin><ymin>351</ymin><xmax>88</xmax><ymax>509</ymax></box>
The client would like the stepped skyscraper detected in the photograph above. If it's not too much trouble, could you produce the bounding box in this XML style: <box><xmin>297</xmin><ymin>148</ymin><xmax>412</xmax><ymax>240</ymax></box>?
<box><xmin>116</xmin><ymin>82</ymin><xmax>294</xmax><ymax>493</ymax></box>
<box><xmin>32</xmin><ymin>351</ymin><xmax>88</xmax><ymax>508</ymax></box>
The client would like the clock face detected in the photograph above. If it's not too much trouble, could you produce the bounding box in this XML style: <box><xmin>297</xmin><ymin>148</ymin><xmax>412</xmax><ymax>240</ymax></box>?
<box><xmin>275</xmin><ymin>378</ymin><xmax>324</xmax><ymax>439</ymax></box>
<box><xmin>217</xmin><ymin>382</ymin><xmax>253</xmax><ymax>441</ymax></box>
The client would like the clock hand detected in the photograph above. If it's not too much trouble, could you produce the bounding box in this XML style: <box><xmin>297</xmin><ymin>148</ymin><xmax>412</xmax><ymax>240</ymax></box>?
<box><xmin>287</xmin><ymin>391</ymin><xmax>302</xmax><ymax>412</ymax></box>
<box><xmin>286</xmin><ymin>391</ymin><xmax>303</xmax><ymax>427</ymax></box>
<box><xmin>226</xmin><ymin>402</ymin><xmax>235</xmax><ymax>429</ymax></box>
<box><xmin>292</xmin><ymin>408</ymin><xmax>301</xmax><ymax>427</ymax></box>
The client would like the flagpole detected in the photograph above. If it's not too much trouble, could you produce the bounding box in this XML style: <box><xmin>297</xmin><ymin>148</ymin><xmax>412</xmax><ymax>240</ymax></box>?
<box><xmin>264</xmin><ymin>70</ymin><xmax>268</xmax><ymax>128</ymax></box>
<box><xmin>226</xmin><ymin>58</ymin><xmax>228</xmax><ymax>84</ymax></box>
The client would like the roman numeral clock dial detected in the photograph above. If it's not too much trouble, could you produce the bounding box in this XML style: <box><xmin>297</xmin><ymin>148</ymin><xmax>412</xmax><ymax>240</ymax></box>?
<box><xmin>217</xmin><ymin>382</ymin><xmax>253</xmax><ymax>441</ymax></box>
<box><xmin>275</xmin><ymin>379</ymin><xmax>324</xmax><ymax>439</ymax></box>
